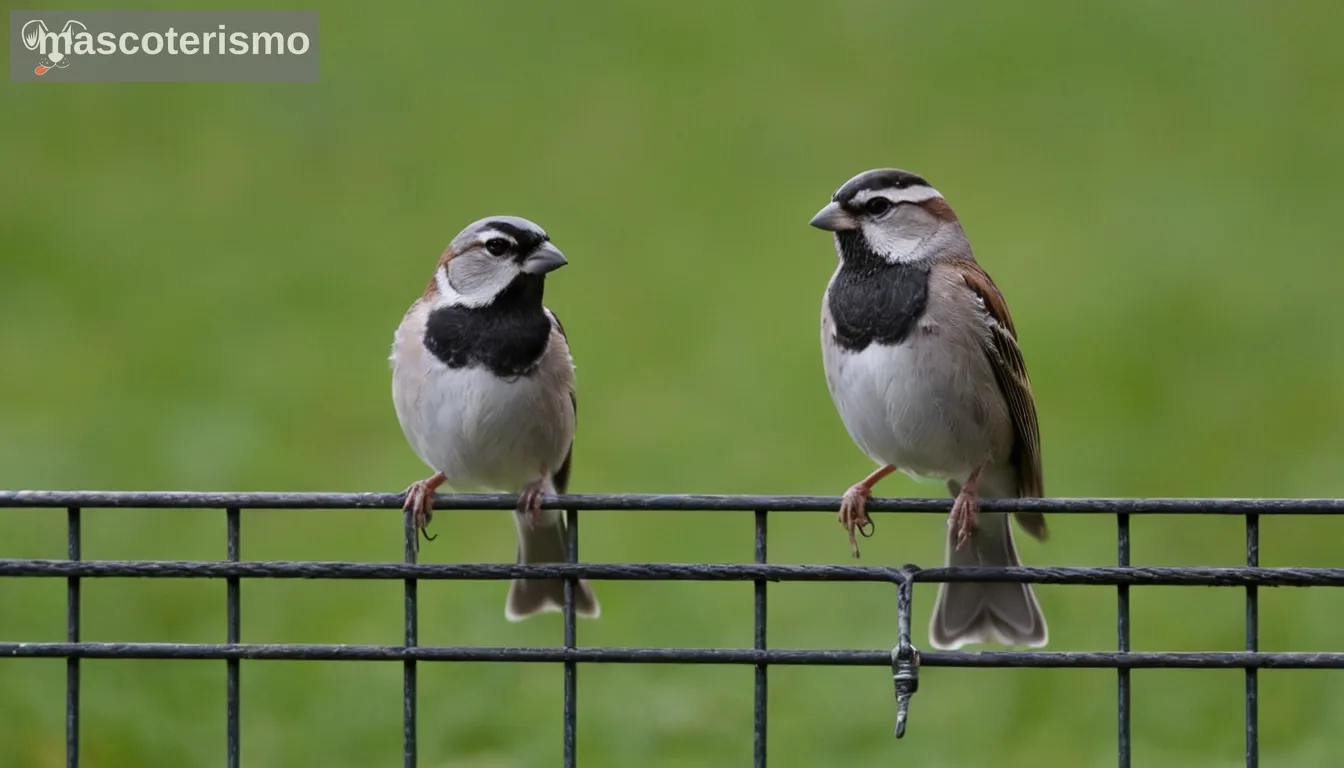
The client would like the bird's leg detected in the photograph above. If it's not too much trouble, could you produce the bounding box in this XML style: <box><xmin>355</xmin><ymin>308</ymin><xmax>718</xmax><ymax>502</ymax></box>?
<box><xmin>517</xmin><ymin>477</ymin><xmax>548</xmax><ymax>528</ymax></box>
<box><xmin>402</xmin><ymin>472</ymin><xmax>445</xmax><ymax>548</ymax></box>
<box><xmin>839</xmin><ymin>464</ymin><xmax>897</xmax><ymax>559</ymax></box>
<box><xmin>949</xmin><ymin>466</ymin><xmax>984</xmax><ymax>551</ymax></box>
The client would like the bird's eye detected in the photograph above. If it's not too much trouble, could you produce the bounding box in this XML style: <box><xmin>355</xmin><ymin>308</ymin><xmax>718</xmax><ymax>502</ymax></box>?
<box><xmin>864</xmin><ymin>197</ymin><xmax>893</xmax><ymax>216</ymax></box>
<box><xmin>484</xmin><ymin>238</ymin><xmax>510</xmax><ymax>256</ymax></box>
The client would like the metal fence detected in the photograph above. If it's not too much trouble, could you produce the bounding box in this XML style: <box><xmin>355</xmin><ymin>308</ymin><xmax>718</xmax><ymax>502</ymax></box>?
<box><xmin>2</xmin><ymin>491</ymin><xmax>1343</xmax><ymax>768</ymax></box>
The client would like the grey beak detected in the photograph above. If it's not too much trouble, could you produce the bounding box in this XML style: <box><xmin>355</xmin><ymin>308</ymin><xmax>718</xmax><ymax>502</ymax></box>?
<box><xmin>809</xmin><ymin>201</ymin><xmax>857</xmax><ymax>232</ymax></box>
<box><xmin>521</xmin><ymin>243</ymin><xmax>568</xmax><ymax>275</ymax></box>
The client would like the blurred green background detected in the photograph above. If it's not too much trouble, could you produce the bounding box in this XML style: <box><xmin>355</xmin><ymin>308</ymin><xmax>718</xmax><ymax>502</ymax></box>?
<box><xmin>4</xmin><ymin>1</ymin><xmax>1344</xmax><ymax>765</ymax></box>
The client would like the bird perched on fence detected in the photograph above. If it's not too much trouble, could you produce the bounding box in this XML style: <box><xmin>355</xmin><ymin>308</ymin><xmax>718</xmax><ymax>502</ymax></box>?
<box><xmin>389</xmin><ymin>215</ymin><xmax>599</xmax><ymax>621</ymax></box>
<box><xmin>809</xmin><ymin>169</ymin><xmax>1047</xmax><ymax>650</ymax></box>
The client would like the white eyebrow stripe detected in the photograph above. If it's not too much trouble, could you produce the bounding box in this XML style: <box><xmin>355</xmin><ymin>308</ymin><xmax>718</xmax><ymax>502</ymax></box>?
<box><xmin>473</xmin><ymin>229</ymin><xmax>517</xmax><ymax>246</ymax></box>
<box><xmin>851</xmin><ymin>185</ymin><xmax>943</xmax><ymax>206</ymax></box>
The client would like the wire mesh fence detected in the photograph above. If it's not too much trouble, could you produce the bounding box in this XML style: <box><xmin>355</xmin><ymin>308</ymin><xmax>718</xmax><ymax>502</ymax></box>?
<box><xmin>3</xmin><ymin>491</ymin><xmax>1344</xmax><ymax>768</ymax></box>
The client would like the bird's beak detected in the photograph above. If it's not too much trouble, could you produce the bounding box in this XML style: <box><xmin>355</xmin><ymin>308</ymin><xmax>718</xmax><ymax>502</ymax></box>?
<box><xmin>809</xmin><ymin>202</ymin><xmax>857</xmax><ymax>232</ymax></box>
<box><xmin>521</xmin><ymin>243</ymin><xmax>568</xmax><ymax>275</ymax></box>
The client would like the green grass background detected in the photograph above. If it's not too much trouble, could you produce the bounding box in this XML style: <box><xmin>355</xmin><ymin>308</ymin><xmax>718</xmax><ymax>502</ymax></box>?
<box><xmin>4</xmin><ymin>1</ymin><xmax>1344</xmax><ymax>765</ymax></box>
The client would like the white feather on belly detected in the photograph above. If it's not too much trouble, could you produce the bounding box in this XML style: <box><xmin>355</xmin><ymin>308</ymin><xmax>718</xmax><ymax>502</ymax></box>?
<box><xmin>821</xmin><ymin>305</ymin><xmax>1011</xmax><ymax>484</ymax></box>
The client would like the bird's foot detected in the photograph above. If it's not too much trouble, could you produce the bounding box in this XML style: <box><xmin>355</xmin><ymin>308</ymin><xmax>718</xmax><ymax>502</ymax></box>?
<box><xmin>518</xmin><ymin>478</ymin><xmax>547</xmax><ymax>528</ymax></box>
<box><xmin>949</xmin><ymin>483</ymin><xmax>981</xmax><ymax>551</ymax></box>
<box><xmin>839</xmin><ymin>483</ymin><xmax>876</xmax><ymax>559</ymax></box>
<box><xmin>402</xmin><ymin>473</ymin><xmax>445</xmax><ymax>550</ymax></box>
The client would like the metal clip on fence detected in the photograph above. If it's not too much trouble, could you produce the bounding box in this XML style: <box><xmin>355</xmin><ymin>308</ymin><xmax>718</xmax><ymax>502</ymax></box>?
<box><xmin>891</xmin><ymin>565</ymin><xmax>920</xmax><ymax>738</ymax></box>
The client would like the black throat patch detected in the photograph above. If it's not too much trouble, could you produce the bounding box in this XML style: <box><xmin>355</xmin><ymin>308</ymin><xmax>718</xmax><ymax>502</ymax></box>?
<box><xmin>423</xmin><ymin>275</ymin><xmax>553</xmax><ymax>378</ymax></box>
<box><xmin>827</xmin><ymin>231</ymin><xmax>931</xmax><ymax>352</ymax></box>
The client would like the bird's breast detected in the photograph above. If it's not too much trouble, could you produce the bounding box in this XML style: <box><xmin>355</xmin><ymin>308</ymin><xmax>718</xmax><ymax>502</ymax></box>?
<box><xmin>822</xmin><ymin>290</ymin><xmax>1010</xmax><ymax>481</ymax></box>
<box><xmin>826</xmin><ymin>260</ymin><xmax>931</xmax><ymax>352</ymax></box>
<box><xmin>390</xmin><ymin>301</ymin><xmax>575</xmax><ymax>492</ymax></box>
<box><xmin>422</xmin><ymin>299</ymin><xmax>554</xmax><ymax>378</ymax></box>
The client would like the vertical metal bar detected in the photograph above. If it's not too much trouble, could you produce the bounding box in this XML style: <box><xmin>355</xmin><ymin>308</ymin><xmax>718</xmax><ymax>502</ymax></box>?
<box><xmin>66</xmin><ymin>507</ymin><xmax>81</xmax><ymax>768</ymax></box>
<box><xmin>1245</xmin><ymin>513</ymin><xmax>1259</xmax><ymax>768</ymax></box>
<box><xmin>753</xmin><ymin>510</ymin><xmax>768</xmax><ymax>768</ymax></box>
<box><xmin>563</xmin><ymin>509</ymin><xmax>579</xmax><ymax>768</ymax></box>
<box><xmin>403</xmin><ymin>505</ymin><xmax>418</xmax><ymax>768</ymax></box>
<box><xmin>226</xmin><ymin>508</ymin><xmax>241</xmax><ymax>768</ymax></box>
<box><xmin>1117</xmin><ymin>513</ymin><xmax>1131</xmax><ymax>768</ymax></box>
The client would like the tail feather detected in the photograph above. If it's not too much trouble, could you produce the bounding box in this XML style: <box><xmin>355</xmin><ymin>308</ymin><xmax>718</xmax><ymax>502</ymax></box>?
<box><xmin>929</xmin><ymin>511</ymin><xmax>1046</xmax><ymax>649</ymax></box>
<box><xmin>505</xmin><ymin>508</ymin><xmax>600</xmax><ymax>621</ymax></box>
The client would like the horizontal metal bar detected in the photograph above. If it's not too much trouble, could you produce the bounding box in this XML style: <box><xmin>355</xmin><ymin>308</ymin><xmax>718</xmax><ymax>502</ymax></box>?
<box><xmin>1</xmin><ymin>559</ymin><xmax>1342</xmax><ymax>587</ymax></box>
<box><xmin>0</xmin><ymin>643</ymin><xmax>890</xmax><ymax>664</ymax></box>
<box><xmin>911</xmin><ymin>566</ymin><xmax>1344</xmax><ymax>587</ymax></box>
<box><xmin>2</xmin><ymin>643</ymin><xmax>1342</xmax><ymax>669</ymax></box>
<box><xmin>0</xmin><ymin>560</ymin><xmax>906</xmax><ymax>582</ymax></box>
<box><xmin>3</xmin><ymin>491</ymin><xmax>1344</xmax><ymax>514</ymax></box>
<box><xmin>923</xmin><ymin>651</ymin><xmax>1344</xmax><ymax>669</ymax></box>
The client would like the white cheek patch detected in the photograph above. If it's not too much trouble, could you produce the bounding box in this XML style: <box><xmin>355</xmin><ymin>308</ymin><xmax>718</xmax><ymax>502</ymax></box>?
<box><xmin>849</xmin><ymin>186</ymin><xmax>947</xmax><ymax>263</ymax></box>
<box><xmin>860</xmin><ymin>221</ymin><xmax>927</xmax><ymax>263</ymax></box>
<box><xmin>434</xmin><ymin>268</ymin><xmax>459</xmax><ymax>304</ymax></box>
<box><xmin>436</xmin><ymin>253</ymin><xmax>519</xmax><ymax>308</ymax></box>
<box><xmin>851</xmin><ymin>185</ymin><xmax>944</xmax><ymax>207</ymax></box>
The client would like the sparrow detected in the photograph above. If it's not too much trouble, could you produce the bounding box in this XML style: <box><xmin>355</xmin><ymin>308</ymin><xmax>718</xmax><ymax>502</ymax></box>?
<box><xmin>389</xmin><ymin>215</ymin><xmax>600</xmax><ymax>621</ymax></box>
<box><xmin>810</xmin><ymin>169</ymin><xmax>1048</xmax><ymax>650</ymax></box>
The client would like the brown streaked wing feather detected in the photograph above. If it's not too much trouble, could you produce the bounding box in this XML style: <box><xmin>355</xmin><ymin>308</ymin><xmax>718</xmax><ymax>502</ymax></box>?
<box><xmin>954</xmin><ymin>260</ymin><xmax>1048</xmax><ymax>541</ymax></box>
<box><xmin>547</xmin><ymin>308</ymin><xmax>575</xmax><ymax>495</ymax></box>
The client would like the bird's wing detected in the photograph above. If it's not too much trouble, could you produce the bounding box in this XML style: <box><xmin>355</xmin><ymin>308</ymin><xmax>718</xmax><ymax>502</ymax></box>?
<box><xmin>545</xmin><ymin>308</ymin><xmax>576</xmax><ymax>495</ymax></box>
<box><xmin>951</xmin><ymin>259</ymin><xmax>1047</xmax><ymax>540</ymax></box>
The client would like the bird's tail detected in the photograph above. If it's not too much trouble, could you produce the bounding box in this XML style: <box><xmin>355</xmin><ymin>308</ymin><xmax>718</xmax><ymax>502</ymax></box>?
<box><xmin>505</xmin><ymin>507</ymin><xmax>600</xmax><ymax>621</ymax></box>
<box><xmin>928</xmin><ymin>474</ymin><xmax>1047</xmax><ymax>650</ymax></box>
